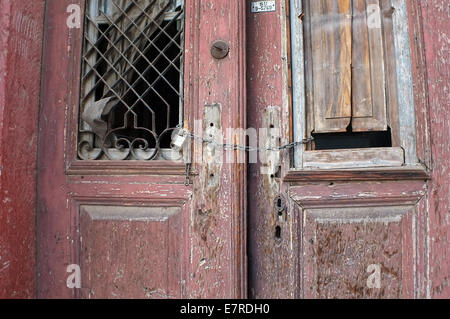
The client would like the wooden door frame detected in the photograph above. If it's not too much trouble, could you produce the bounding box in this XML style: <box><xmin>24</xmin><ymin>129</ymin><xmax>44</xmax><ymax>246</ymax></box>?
<box><xmin>36</xmin><ymin>0</ymin><xmax>246</xmax><ymax>298</ymax></box>
<box><xmin>0</xmin><ymin>0</ymin><xmax>45</xmax><ymax>298</ymax></box>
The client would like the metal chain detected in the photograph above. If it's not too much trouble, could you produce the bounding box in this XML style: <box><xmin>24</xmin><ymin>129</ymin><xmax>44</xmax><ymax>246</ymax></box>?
<box><xmin>174</xmin><ymin>127</ymin><xmax>313</xmax><ymax>187</ymax></box>
<box><xmin>173</xmin><ymin>127</ymin><xmax>314</xmax><ymax>152</ymax></box>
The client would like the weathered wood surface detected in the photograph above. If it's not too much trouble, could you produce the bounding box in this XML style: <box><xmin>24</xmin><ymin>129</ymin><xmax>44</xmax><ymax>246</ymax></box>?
<box><xmin>306</xmin><ymin>0</ymin><xmax>389</xmax><ymax>134</ymax></box>
<box><xmin>303</xmin><ymin>147</ymin><xmax>404</xmax><ymax>169</ymax></box>
<box><xmin>290</xmin><ymin>180</ymin><xmax>427</xmax><ymax>208</ymax></box>
<box><xmin>37</xmin><ymin>0</ymin><xmax>247</xmax><ymax>299</ymax></box>
<box><xmin>0</xmin><ymin>0</ymin><xmax>446</xmax><ymax>300</ymax></box>
<box><xmin>0</xmin><ymin>0</ymin><xmax>45</xmax><ymax>298</ymax></box>
<box><xmin>247</xmin><ymin>0</ymin><xmax>299</xmax><ymax>298</ymax></box>
<box><xmin>252</xmin><ymin>0</ymin><xmax>446</xmax><ymax>299</ymax></box>
<box><xmin>293</xmin><ymin>181</ymin><xmax>426</xmax><ymax>299</ymax></box>
<box><xmin>380</xmin><ymin>0</ymin><xmax>401</xmax><ymax>146</ymax></box>
<box><xmin>418</xmin><ymin>0</ymin><xmax>450</xmax><ymax>299</ymax></box>
<box><xmin>300</xmin><ymin>0</ymin><xmax>418</xmax><ymax>164</ymax></box>
<box><xmin>352</xmin><ymin>0</ymin><xmax>373</xmax><ymax>120</ymax></box>
<box><xmin>304</xmin><ymin>206</ymin><xmax>414</xmax><ymax>298</ymax></box>
<box><xmin>310</xmin><ymin>0</ymin><xmax>352</xmax><ymax>133</ymax></box>
<box><xmin>79</xmin><ymin>206</ymin><xmax>183</xmax><ymax>299</ymax></box>
<box><xmin>284</xmin><ymin>166</ymin><xmax>429</xmax><ymax>182</ymax></box>
<box><xmin>352</xmin><ymin>0</ymin><xmax>388</xmax><ymax>132</ymax></box>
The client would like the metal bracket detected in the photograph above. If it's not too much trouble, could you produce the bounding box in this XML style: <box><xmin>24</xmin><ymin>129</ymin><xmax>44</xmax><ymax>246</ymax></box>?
<box><xmin>203</xmin><ymin>104</ymin><xmax>222</xmax><ymax>190</ymax></box>
<box><xmin>261</xmin><ymin>106</ymin><xmax>281</xmax><ymax>176</ymax></box>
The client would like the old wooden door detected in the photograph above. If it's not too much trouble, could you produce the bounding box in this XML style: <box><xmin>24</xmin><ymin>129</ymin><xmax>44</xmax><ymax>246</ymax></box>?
<box><xmin>247</xmin><ymin>0</ymin><xmax>433</xmax><ymax>299</ymax></box>
<box><xmin>37</xmin><ymin>0</ymin><xmax>246</xmax><ymax>298</ymax></box>
<box><xmin>36</xmin><ymin>0</ymin><xmax>443</xmax><ymax>300</ymax></box>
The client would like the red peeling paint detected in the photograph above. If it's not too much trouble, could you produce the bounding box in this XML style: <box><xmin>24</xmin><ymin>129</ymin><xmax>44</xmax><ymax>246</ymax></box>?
<box><xmin>0</xmin><ymin>0</ymin><xmax>45</xmax><ymax>298</ymax></box>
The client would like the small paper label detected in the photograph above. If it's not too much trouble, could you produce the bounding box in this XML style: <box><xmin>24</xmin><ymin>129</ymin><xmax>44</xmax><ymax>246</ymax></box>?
<box><xmin>251</xmin><ymin>1</ymin><xmax>276</xmax><ymax>13</ymax></box>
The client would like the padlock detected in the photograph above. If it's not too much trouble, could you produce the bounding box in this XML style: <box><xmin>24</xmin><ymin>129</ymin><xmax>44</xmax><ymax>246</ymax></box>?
<box><xmin>170</xmin><ymin>129</ymin><xmax>189</xmax><ymax>153</ymax></box>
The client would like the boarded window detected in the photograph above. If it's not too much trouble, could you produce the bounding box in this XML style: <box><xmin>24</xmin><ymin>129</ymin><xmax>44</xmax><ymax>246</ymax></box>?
<box><xmin>303</xmin><ymin>0</ymin><xmax>394</xmax><ymax>136</ymax></box>
<box><xmin>78</xmin><ymin>0</ymin><xmax>185</xmax><ymax>161</ymax></box>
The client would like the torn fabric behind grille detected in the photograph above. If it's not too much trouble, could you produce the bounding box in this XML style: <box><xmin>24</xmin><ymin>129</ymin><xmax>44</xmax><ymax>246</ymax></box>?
<box><xmin>82</xmin><ymin>0</ymin><xmax>171</xmax><ymax>140</ymax></box>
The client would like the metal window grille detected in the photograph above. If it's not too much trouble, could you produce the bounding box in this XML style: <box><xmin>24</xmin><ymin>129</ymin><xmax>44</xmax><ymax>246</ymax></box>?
<box><xmin>78</xmin><ymin>0</ymin><xmax>185</xmax><ymax>161</ymax></box>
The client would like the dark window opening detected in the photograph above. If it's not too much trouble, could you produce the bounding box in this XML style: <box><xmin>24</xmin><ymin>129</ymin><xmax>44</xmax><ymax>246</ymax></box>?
<box><xmin>78</xmin><ymin>0</ymin><xmax>185</xmax><ymax>161</ymax></box>
<box><xmin>106</xmin><ymin>20</ymin><xmax>183</xmax><ymax>149</ymax></box>
<box><xmin>313</xmin><ymin>127</ymin><xmax>392</xmax><ymax>150</ymax></box>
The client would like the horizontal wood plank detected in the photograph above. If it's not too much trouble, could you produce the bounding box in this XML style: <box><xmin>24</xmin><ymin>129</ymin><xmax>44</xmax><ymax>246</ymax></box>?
<box><xmin>284</xmin><ymin>166</ymin><xmax>430</xmax><ymax>182</ymax></box>
<box><xmin>67</xmin><ymin>160</ymin><xmax>187</xmax><ymax>176</ymax></box>
<box><xmin>303</xmin><ymin>147</ymin><xmax>404</xmax><ymax>169</ymax></box>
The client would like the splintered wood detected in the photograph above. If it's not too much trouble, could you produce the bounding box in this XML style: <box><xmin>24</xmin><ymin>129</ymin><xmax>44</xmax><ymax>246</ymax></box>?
<box><xmin>306</xmin><ymin>0</ymin><xmax>389</xmax><ymax>133</ymax></box>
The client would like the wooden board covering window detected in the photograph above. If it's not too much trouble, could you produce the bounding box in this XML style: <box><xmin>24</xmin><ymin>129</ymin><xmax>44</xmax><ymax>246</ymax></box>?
<box><xmin>306</xmin><ymin>0</ymin><xmax>389</xmax><ymax>134</ymax></box>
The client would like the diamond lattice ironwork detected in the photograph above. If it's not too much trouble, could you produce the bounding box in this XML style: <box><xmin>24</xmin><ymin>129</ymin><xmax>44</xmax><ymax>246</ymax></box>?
<box><xmin>78</xmin><ymin>0</ymin><xmax>185</xmax><ymax>161</ymax></box>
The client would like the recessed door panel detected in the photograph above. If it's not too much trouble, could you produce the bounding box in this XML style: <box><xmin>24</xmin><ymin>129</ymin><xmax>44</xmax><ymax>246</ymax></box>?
<box><xmin>79</xmin><ymin>206</ymin><xmax>182</xmax><ymax>299</ymax></box>
<box><xmin>303</xmin><ymin>206</ymin><xmax>414</xmax><ymax>299</ymax></box>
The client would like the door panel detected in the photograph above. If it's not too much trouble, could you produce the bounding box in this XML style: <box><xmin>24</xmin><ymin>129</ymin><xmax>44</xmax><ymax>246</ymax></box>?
<box><xmin>79</xmin><ymin>205</ymin><xmax>183</xmax><ymax>299</ymax></box>
<box><xmin>247</xmin><ymin>0</ymin><xmax>430</xmax><ymax>299</ymax></box>
<box><xmin>303</xmin><ymin>206</ymin><xmax>414</xmax><ymax>299</ymax></box>
<box><xmin>37</xmin><ymin>0</ymin><xmax>246</xmax><ymax>299</ymax></box>
<box><xmin>290</xmin><ymin>180</ymin><xmax>428</xmax><ymax>299</ymax></box>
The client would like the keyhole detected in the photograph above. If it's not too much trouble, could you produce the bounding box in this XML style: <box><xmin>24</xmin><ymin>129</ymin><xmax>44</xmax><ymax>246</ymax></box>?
<box><xmin>274</xmin><ymin>195</ymin><xmax>286</xmax><ymax>214</ymax></box>
<box><xmin>275</xmin><ymin>226</ymin><xmax>282</xmax><ymax>240</ymax></box>
<box><xmin>277</xmin><ymin>199</ymin><xmax>283</xmax><ymax>216</ymax></box>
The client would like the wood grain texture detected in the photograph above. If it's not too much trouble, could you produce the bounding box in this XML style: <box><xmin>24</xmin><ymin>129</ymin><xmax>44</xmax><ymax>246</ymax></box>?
<box><xmin>293</xmin><ymin>181</ymin><xmax>426</xmax><ymax>299</ymax></box>
<box><xmin>299</xmin><ymin>0</ymin><xmax>418</xmax><ymax>166</ymax></box>
<box><xmin>380</xmin><ymin>0</ymin><xmax>401</xmax><ymax>146</ymax></box>
<box><xmin>352</xmin><ymin>0</ymin><xmax>373</xmax><ymax>118</ymax></box>
<box><xmin>188</xmin><ymin>0</ymin><xmax>247</xmax><ymax>298</ymax></box>
<box><xmin>247</xmin><ymin>0</ymin><xmax>299</xmax><ymax>298</ymax></box>
<box><xmin>419</xmin><ymin>0</ymin><xmax>450</xmax><ymax>299</ymax></box>
<box><xmin>290</xmin><ymin>180</ymin><xmax>427</xmax><ymax>208</ymax></box>
<box><xmin>37</xmin><ymin>0</ymin><xmax>247</xmax><ymax>299</ymax></box>
<box><xmin>303</xmin><ymin>147</ymin><xmax>404</xmax><ymax>169</ymax></box>
<box><xmin>79</xmin><ymin>206</ymin><xmax>183</xmax><ymax>299</ymax></box>
<box><xmin>67</xmin><ymin>161</ymin><xmax>187</xmax><ymax>176</ymax></box>
<box><xmin>252</xmin><ymin>0</ymin><xmax>436</xmax><ymax>299</ymax></box>
<box><xmin>303</xmin><ymin>206</ymin><xmax>414</xmax><ymax>299</ymax></box>
<box><xmin>305</xmin><ymin>0</ymin><xmax>391</xmax><ymax>134</ymax></box>
<box><xmin>284</xmin><ymin>166</ymin><xmax>430</xmax><ymax>182</ymax></box>
<box><xmin>0</xmin><ymin>0</ymin><xmax>45</xmax><ymax>298</ymax></box>
<box><xmin>392</xmin><ymin>0</ymin><xmax>418</xmax><ymax>165</ymax></box>
<box><xmin>310</xmin><ymin>0</ymin><xmax>352</xmax><ymax>133</ymax></box>
<box><xmin>352</xmin><ymin>0</ymin><xmax>388</xmax><ymax>132</ymax></box>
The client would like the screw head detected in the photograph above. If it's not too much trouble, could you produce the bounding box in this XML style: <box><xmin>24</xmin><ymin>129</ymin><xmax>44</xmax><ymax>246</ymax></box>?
<box><xmin>210</xmin><ymin>40</ymin><xmax>230</xmax><ymax>59</ymax></box>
